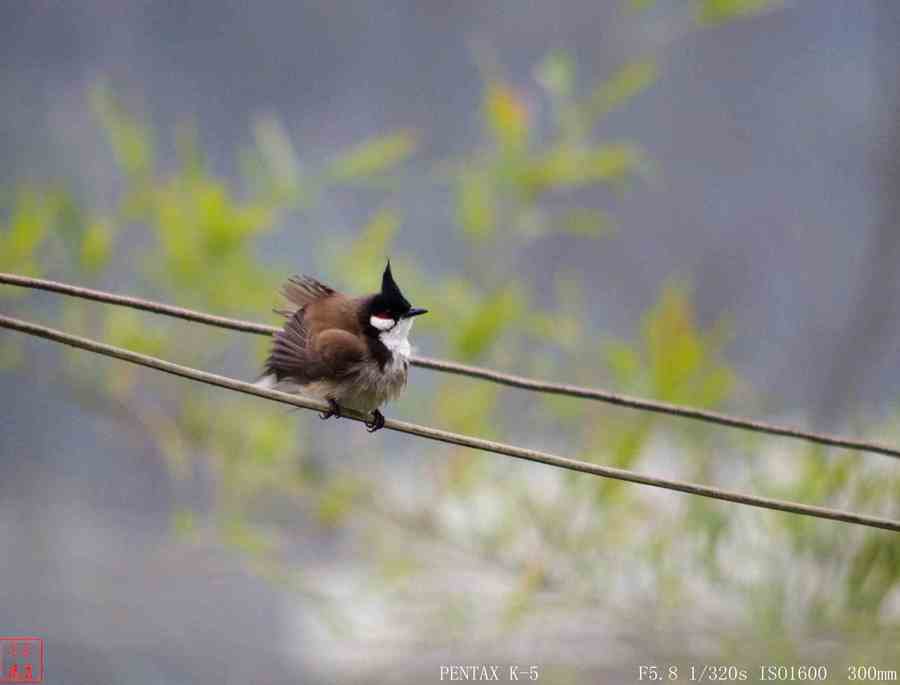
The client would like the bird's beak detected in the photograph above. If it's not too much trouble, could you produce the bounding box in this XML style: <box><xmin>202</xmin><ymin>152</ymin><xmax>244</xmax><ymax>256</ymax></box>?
<box><xmin>404</xmin><ymin>307</ymin><xmax>428</xmax><ymax>319</ymax></box>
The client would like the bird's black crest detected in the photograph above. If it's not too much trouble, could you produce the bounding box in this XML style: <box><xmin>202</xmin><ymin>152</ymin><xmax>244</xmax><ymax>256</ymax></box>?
<box><xmin>379</xmin><ymin>260</ymin><xmax>411</xmax><ymax>312</ymax></box>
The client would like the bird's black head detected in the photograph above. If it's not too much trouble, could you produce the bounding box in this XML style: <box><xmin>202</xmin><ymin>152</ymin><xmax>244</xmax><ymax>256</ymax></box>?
<box><xmin>365</xmin><ymin>261</ymin><xmax>427</xmax><ymax>332</ymax></box>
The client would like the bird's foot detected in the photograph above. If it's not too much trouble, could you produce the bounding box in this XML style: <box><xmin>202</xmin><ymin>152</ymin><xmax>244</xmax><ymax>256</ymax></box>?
<box><xmin>365</xmin><ymin>409</ymin><xmax>385</xmax><ymax>433</ymax></box>
<box><xmin>319</xmin><ymin>398</ymin><xmax>343</xmax><ymax>420</ymax></box>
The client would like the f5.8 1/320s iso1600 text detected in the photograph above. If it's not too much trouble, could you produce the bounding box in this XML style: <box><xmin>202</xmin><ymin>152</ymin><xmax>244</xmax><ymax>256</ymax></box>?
<box><xmin>639</xmin><ymin>665</ymin><xmax>830</xmax><ymax>681</ymax></box>
<box><xmin>639</xmin><ymin>664</ymin><xmax>899</xmax><ymax>682</ymax></box>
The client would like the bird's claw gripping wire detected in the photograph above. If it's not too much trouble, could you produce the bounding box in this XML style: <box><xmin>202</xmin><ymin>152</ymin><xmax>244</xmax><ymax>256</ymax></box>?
<box><xmin>366</xmin><ymin>409</ymin><xmax>385</xmax><ymax>433</ymax></box>
<box><xmin>320</xmin><ymin>398</ymin><xmax>342</xmax><ymax>421</ymax></box>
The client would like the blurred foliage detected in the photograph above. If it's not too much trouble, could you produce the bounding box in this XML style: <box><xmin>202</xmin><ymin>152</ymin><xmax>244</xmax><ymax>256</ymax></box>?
<box><xmin>329</xmin><ymin>131</ymin><xmax>417</xmax><ymax>182</ymax></box>
<box><xmin>696</xmin><ymin>0</ymin><xmax>777</xmax><ymax>24</ymax></box>
<box><xmin>1</xmin><ymin>24</ymin><xmax>898</xmax><ymax>670</ymax></box>
<box><xmin>628</xmin><ymin>0</ymin><xmax>781</xmax><ymax>24</ymax></box>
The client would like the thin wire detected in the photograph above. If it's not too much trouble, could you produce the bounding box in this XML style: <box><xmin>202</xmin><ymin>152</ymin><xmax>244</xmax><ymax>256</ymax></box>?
<box><xmin>3</xmin><ymin>271</ymin><xmax>899</xmax><ymax>460</ymax></box>
<box><xmin>1</xmin><ymin>312</ymin><xmax>897</xmax><ymax>532</ymax></box>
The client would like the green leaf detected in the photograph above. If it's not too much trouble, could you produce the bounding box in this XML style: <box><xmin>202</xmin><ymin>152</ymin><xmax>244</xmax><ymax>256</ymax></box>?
<box><xmin>587</xmin><ymin>142</ymin><xmax>646</xmax><ymax>182</ymax></box>
<box><xmin>605</xmin><ymin>340</ymin><xmax>642</xmax><ymax>386</ymax></box>
<box><xmin>698</xmin><ymin>0</ymin><xmax>774</xmax><ymax>24</ymax></box>
<box><xmin>333</xmin><ymin>209</ymin><xmax>401</xmax><ymax>291</ymax></box>
<box><xmin>640</xmin><ymin>281</ymin><xmax>735</xmax><ymax>407</ymax></box>
<box><xmin>253</xmin><ymin>115</ymin><xmax>301</xmax><ymax>192</ymax></box>
<box><xmin>317</xmin><ymin>476</ymin><xmax>364</xmax><ymax>526</ymax></box>
<box><xmin>53</xmin><ymin>191</ymin><xmax>86</xmax><ymax>260</ymax></box>
<box><xmin>0</xmin><ymin>189</ymin><xmax>55</xmax><ymax>275</ymax></box>
<box><xmin>80</xmin><ymin>219</ymin><xmax>115</xmax><ymax>273</ymax></box>
<box><xmin>244</xmin><ymin>411</ymin><xmax>296</xmax><ymax>467</ymax></box>
<box><xmin>846</xmin><ymin>535</ymin><xmax>900</xmax><ymax>611</ymax></box>
<box><xmin>645</xmin><ymin>284</ymin><xmax>702</xmax><ymax>400</ymax></box>
<box><xmin>435</xmin><ymin>381</ymin><xmax>499</xmax><ymax>436</ymax></box>
<box><xmin>91</xmin><ymin>83</ymin><xmax>155</xmax><ymax>179</ymax></box>
<box><xmin>485</xmin><ymin>82</ymin><xmax>530</xmax><ymax>152</ymax></box>
<box><xmin>103</xmin><ymin>308</ymin><xmax>168</xmax><ymax>357</ymax></box>
<box><xmin>457</xmin><ymin>170</ymin><xmax>496</xmax><ymax>239</ymax></box>
<box><xmin>149</xmin><ymin>170</ymin><xmax>277</xmax><ymax>310</ymax></box>
<box><xmin>523</xmin><ymin>142</ymin><xmax>645</xmax><ymax>194</ymax></box>
<box><xmin>586</xmin><ymin>60</ymin><xmax>658</xmax><ymax>121</ymax></box>
<box><xmin>329</xmin><ymin>131</ymin><xmax>417</xmax><ymax>181</ymax></box>
<box><xmin>452</xmin><ymin>286</ymin><xmax>525</xmax><ymax>360</ymax></box>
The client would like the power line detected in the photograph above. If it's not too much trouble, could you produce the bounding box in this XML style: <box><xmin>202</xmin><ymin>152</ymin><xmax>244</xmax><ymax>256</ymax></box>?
<box><xmin>3</xmin><ymin>271</ymin><xmax>900</xmax><ymax>460</ymax></box>
<box><xmin>0</xmin><ymin>273</ymin><xmax>274</xmax><ymax>335</ymax></box>
<box><xmin>1</xmin><ymin>312</ymin><xmax>898</xmax><ymax>532</ymax></box>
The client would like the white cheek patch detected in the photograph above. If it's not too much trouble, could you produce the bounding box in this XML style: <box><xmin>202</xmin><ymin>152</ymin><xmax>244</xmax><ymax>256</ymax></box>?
<box><xmin>379</xmin><ymin>317</ymin><xmax>413</xmax><ymax>358</ymax></box>
<box><xmin>370</xmin><ymin>315</ymin><xmax>395</xmax><ymax>331</ymax></box>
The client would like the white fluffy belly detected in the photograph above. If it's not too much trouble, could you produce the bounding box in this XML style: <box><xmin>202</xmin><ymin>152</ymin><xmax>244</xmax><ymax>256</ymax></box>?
<box><xmin>256</xmin><ymin>359</ymin><xmax>408</xmax><ymax>415</ymax></box>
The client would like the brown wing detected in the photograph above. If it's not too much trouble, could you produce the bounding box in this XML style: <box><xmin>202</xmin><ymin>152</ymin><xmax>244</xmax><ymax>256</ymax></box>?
<box><xmin>310</xmin><ymin>329</ymin><xmax>368</xmax><ymax>376</ymax></box>
<box><xmin>264</xmin><ymin>278</ymin><xmax>369</xmax><ymax>383</ymax></box>
<box><xmin>274</xmin><ymin>275</ymin><xmax>337</xmax><ymax>318</ymax></box>
<box><xmin>264</xmin><ymin>312</ymin><xmax>367</xmax><ymax>383</ymax></box>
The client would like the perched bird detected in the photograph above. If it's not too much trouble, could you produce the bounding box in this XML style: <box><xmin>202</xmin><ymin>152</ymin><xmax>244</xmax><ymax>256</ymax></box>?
<box><xmin>258</xmin><ymin>261</ymin><xmax>427</xmax><ymax>432</ymax></box>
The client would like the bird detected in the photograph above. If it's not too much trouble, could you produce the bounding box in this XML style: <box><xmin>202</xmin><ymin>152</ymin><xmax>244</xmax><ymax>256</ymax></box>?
<box><xmin>257</xmin><ymin>261</ymin><xmax>428</xmax><ymax>432</ymax></box>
